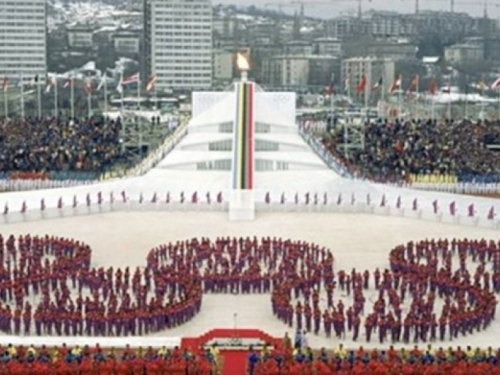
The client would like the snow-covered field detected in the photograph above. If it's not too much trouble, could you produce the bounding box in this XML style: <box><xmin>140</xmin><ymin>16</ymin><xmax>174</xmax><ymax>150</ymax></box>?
<box><xmin>2</xmin><ymin>211</ymin><xmax>499</xmax><ymax>349</ymax></box>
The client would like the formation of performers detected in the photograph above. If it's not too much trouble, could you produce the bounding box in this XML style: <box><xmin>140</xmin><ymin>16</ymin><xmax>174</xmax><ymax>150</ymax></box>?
<box><xmin>272</xmin><ymin>238</ymin><xmax>500</xmax><ymax>344</ymax></box>
<box><xmin>0</xmin><ymin>234</ymin><xmax>499</xmax><ymax>346</ymax></box>
<box><xmin>0</xmin><ymin>234</ymin><xmax>202</xmax><ymax>336</ymax></box>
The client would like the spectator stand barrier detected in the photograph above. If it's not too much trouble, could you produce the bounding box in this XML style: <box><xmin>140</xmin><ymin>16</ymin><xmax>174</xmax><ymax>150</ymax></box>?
<box><xmin>100</xmin><ymin>121</ymin><xmax>189</xmax><ymax>181</ymax></box>
<box><xmin>298</xmin><ymin>126</ymin><xmax>353</xmax><ymax>178</ymax></box>
<box><xmin>2</xmin><ymin>191</ymin><xmax>500</xmax><ymax>232</ymax></box>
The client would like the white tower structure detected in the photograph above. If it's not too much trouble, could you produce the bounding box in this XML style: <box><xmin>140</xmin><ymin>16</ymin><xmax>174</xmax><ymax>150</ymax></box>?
<box><xmin>0</xmin><ymin>0</ymin><xmax>47</xmax><ymax>83</ymax></box>
<box><xmin>148</xmin><ymin>0</ymin><xmax>213</xmax><ymax>91</ymax></box>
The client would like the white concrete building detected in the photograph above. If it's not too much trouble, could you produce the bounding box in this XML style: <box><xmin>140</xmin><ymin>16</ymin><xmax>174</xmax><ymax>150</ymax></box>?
<box><xmin>147</xmin><ymin>0</ymin><xmax>212</xmax><ymax>91</ymax></box>
<box><xmin>67</xmin><ymin>25</ymin><xmax>94</xmax><ymax>49</ymax></box>
<box><xmin>0</xmin><ymin>0</ymin><xmax>47</xmax><ymax>83</ymax></box>
<box><xmin>341</xmin><ymin>57</ymin><xmax>395</xmax><ymax>102</ymax></box>
<box><xmin>314</xmin><ymin>37</ymin><xmax>342</xmax><ymax>58</ymax></box>
<box><xmin>444</xmin><ymin>43</ymin><xmax>483</xmax><ymax>64</ymax></box>
<box><xmin>262</xmin><ymin>56</ymin><xmax>309</xmax><ymax>88</ymax></box>
<box><xmin>212</xmin><ymin>49</ymin><xmax>233</xmax><ymax>82</ymax></box>
<box><xmin>113</xmin><ymin>31</ymin><xmax>140</xmax><ymax>55</ymax></box>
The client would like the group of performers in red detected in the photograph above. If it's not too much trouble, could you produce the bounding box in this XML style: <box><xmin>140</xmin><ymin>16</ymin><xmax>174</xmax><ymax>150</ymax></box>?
<box><xmin>272</xmin><ymin>238</ymin><xmax>499</xmax><ymax>344</ymax></box>
<box><xmin>0</xmin><ymin>234</ymin><xmax>202</xmax><ymax>336</ymax></box>
<box><xmin>0</xmin><ymin>234</ymin><xmax>499</xmax><ymax>346</ymax></box>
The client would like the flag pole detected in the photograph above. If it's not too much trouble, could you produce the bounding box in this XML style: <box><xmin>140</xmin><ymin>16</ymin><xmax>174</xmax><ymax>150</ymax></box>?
<box><xmin>447</xmin><ymin>79</ymin><xmax>451</xmax><ymax>119</ymax></box>
<box><xmin>137</xmin><ymin>73</ymin><xmax>141</xmax><ymax>111</ymax></box>
<box><xmin>330</xmin><ymin>73</ymin><xmax>335</xmax><ymax>127</ymax></box>
<box><xmin>20</xmin><ymin>74</ymin><xmax>25</xmax><ymax>118</ymax></box>
<box><xmin>54</xmin><ymin>77</ymin><xmax>58</xmax><ymax>117</ymax></box>
<box><xmin>498</xmin><ymin>86</ymin><xmax>500</xmax><ymax>121</ymax></box>
<box><xmin>37</xmin><ymin>78</ymin><xmax>42</xmax><ymax>118</ymax></box>
<box><xmin>104</xmin><ymin>77</ymin><xmax>108</xmax><ymax>113</ymax></box>
<box><xmin>70</xmin><ymin>74</ymin><xmax>75</xmax><ymax>119</ymax></box>
<box><xmin>398</xmin><ymin>75</ymin><xmax>402</xmax><ymax>119</ymax></box>
<box><xmin>87</xmin><ymin>84</ymin><xmax>92</xmax><ymax>118</ymax></box>
<box><xmin>3</xmin><ymin>85</ymin><xmax>7</xmax><ymax>118</ymax></box>
<box><xmin>120</xmin><ymin>69</ymin><xmax>124</xmax><ymax>113</ymax></box>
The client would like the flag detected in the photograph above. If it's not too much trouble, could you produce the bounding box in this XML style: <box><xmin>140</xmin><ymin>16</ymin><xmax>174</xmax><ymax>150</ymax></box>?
<box><xmin>63</xmin><ymin>77</ymin><xmax>73</xmax><ymax>88</ymax></box>
<box><xmin>356</xmin><ymin>76</ymin><xmax>367</xmax><ymax>94</ymax></box>
<box><xmin>85</xmin><ymin>77</ymin><xmax>93</xmax><ymax>94</ymax></box>
<box><xmin>468</xmin><ymin>204</ymin><xmax>475</xmax><ymax>217</ymax></box>
<box><xmin>478</xmin><ymin>79</ymin><xmax>486</xmax><ymax>94</ymax></box>
<box><xmin>428</xmin><ymin>78</ymin><xmax>437</xmax><ymax>95</ymax></box>
<box><xmin>491</xmin><ymin>77</ymin><xmax>500</xmax><ymax>90</ymax></box>
<box><xmin>449</xmin><ymin>201</ymin><xmax>456</xmax><ymax>216</ymax></box>
<box><xmin>396</xmin><ymin>196</ymin><xmax>401</xmax><ymax>209</ymax></box>
<box><xmin>1</xmin><ymin>76</ymin><xmax>8</xmax><ymax>92</ymax></box>
<box><xmin>118</xmin><ymin>73</ymin><xmax>140</xmax><ymax>93</ymax></box>
<box><xmin>413</xmin><ymin>198</ymin><xmax>418</xmax><ymax>211</ymax></box>
<box><xmin>432</xmin><ymin>200</ymin><xmax>438</xmax><ymax>214</ymax></box>
<box><xmin>371</xmin><ymin>77</ymin><xmax>383</xmax><ymax>91</ymax></box>
<box><xmin>46</xmin><ymin>75</ymin><xmax>56</xmax><ymax>93</ymax></box>
<box><xmin>30</xmin><ymin>75</ymin><xmax>39</xmax><ymax>86</ymax></box>
<box><xmin>97</xmin><ymin>75</ymin><xmax>107</xmax><ymax>91</ymax></box>
<box><xmin>324</xmin><ymin>73</ymin><xmax>335</xmax><ymax>94</ymax></box>
<box><xmin>388</xmin><ymin>75</ymin><xmax>401</xmax><ymax>93</ymax></box>
<box><xmin>407</xmin><ymin>75</ymin><xmax>419</xmax><ymax>93</ymax></box>
<box><xmin>16</xmin><ymin>75</ymin><xmax>23</xmax><ymax>88</ymax></box>
<box><xmin>146</xmin><ymin>75</ymin><xmax>157</xmax><ymax>92</ymax></box>
<box><xmin>488</xmin><ymin>206</ymin><xmax>495</xmax><ymax>220</ymax></box>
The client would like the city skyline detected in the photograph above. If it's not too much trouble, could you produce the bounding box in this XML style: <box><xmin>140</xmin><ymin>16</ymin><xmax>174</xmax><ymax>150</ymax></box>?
<box><xmin>214</xmin><ymin>0</ymin><xmax>500</xmax><ymax>19</ymax></box>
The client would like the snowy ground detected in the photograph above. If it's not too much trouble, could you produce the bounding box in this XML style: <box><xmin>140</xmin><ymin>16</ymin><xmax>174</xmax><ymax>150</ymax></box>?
<box><xmin>2</xmin><ymin>211</ymin><xmax>500</xmax><ymax>349</ymax></box>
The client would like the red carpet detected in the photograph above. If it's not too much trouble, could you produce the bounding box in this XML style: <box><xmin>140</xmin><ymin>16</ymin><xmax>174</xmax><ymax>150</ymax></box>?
<box><xmin>221</xmin><ymin>350</ymin><xmax>248</xmax><ymax>375</ymax></box>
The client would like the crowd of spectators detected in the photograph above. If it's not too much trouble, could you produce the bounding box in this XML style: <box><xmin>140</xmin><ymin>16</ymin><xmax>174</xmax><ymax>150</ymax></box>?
<box><xmin>0</xmin><ymin>116</ymin><xmax>124</xmax><ymax>173</ymax></box>
<box><xmin>249</xmin><ymin>344</ymin><xmax>500</xmax><ymax>374</ymax></box>
<box><xmin>0</xmin><ymin>343</ymin><xmax>214</xmax><ymax>374</ymax></box>
<box><xmin>317</xmin><ymin>118</ymin><xmax>500</xmax><ymax>183</ymax></box>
